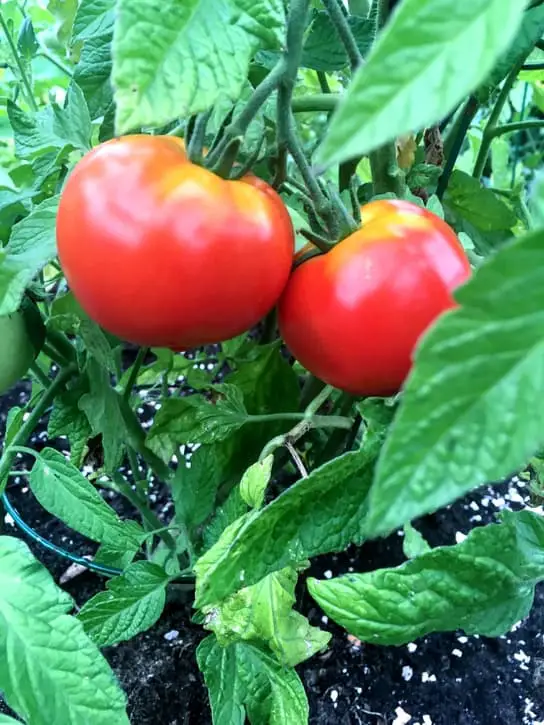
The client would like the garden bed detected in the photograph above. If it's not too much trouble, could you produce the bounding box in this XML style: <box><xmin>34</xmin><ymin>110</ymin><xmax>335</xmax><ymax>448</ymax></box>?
<box><xmin>1</xmin><ymin>384</ymin><xmax>543</xmax><ymax>725</ymax></box>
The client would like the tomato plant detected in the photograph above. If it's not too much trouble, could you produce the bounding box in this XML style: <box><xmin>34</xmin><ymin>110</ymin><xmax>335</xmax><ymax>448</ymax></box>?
<box><xmin>279</xmin><ymin>200</ymin><xmax>472</xmax><ymax>395</ymax></box>
<box><xmin>1</xmin><ymin>0</ymin><xmax>544</xmax><ymax>724</ymax></box>
<box><xmin>57</xmin><ymin>135</ymin><xmax>294</xmax><ymax>349</ymax></box>
<box><xmin>0</xmin><ymin>310</ymin><xmax>38</xmax><ymax>395</ymax></box>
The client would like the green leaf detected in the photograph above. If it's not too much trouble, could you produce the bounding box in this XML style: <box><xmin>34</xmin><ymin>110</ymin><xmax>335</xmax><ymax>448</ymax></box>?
<box><xmin>202</xmin><ymin>485</ymin><xmax>251</xmax><ymax>551</ymax></box>
<box><xmin>308</xmin><ymin>510</ymin><xmax>544</xmax><ymax>645</ymax></box>
<box><xmin>29</xmin><ymin>447</ymin><xmax>142</xmax><ymax>548</ymax></box>
<box><xmin>112</xmin><ymin>0</ymin><xmax>285</xmax><ymax>133</ymax></box>
<box><xmin>79</xmin><ymin>357</ymin><xmax>127</xmax><ymax>471</ymax></box>
<box><xmin>317</xmin><ymin>0</ymin><xmax>529</xmax><ymax>166</ymax></box>
<box><xmin>18</xmin><ymin>17</ymin><xmax>39</xmax><ymax>60</ymax></box>
<box><xmin>239</xmin><ymin>455</ymin><xmax>274</xmax><ymax>509</ymax></box>
<box><xmin>172</xmin><ymin>445</ymin><xmax>225</xmax><ymax>531</ymax></box>
<box><xmin>0</xmin><ymin>195</ymin><xmax>59</xmax><ymax>315</ymax></box>
<box><xmin>477</xmin><ymin>4</ymin><xmax>544</xmax><ymax>100</ymax></box>
<box><xmin>48</xmin><ymin>385</ymin><xmax>92</xmax><ymax>467</ymax></box>
<box><xmin>403</xmin><ymin>522</ymin><xmax>431</xmax><ymax>559</ymax></box>
<box><xmin>365</xmin><ymin>227</ymin><xmax>544</xmax><ymax>539</ymax></box>
<box><xmin>444</xmin><ymin>170</ymin><xmax>517</xmax><ymax>232</ymax></box>
<box><xmin>74</xmin><ymin>31</ymin><xmax>114</xmax><ymax>120</ymax></box>
<box><xmin>78</xmin><ymin>561</ymin><xmax>169</xmax><ymax>647</ymax></box>
<box><xmin>201</xmin><ymin>566</ymin><xmax>330</xmax><ymax>666</ymax></box>
<box><xmin>197</xmin><ymin>637</ymin><xmax>309</xmax><ymax>725</ymax></box>
<box><xmin>79</xmin><ymin>319</ymin><xmax>118</xmax><ymax>373</ymax></box>
<box><xmin>8</xmin><ymin>83</ymin><xmax>91</xmax><ymax>160</ymax></box>
<box><xmin>301</xmin><ymin>11</ymin><xmax>374</xmax><ymax>71</ymax></box>
<box><xmin>4</xmin><ymin>406</ymin><xmax>23</xmax><ymax>449</ymax></box>
<box><xmin>0</xmin><ymin>536</ymin><xmax>130</xmax><ymax>725</ymax></box>
<box><xmin>195</xmin><ymin>448</ymin><xmax>376</xmax><ymax>608</ymax></box>
<box><xmin>147</xmin><ymin>385</ymin><xmax>249</xmax><ymax>460</ymax></box>
<box><xmin>72</xmin><ymin>0</ymin><xmax>115</xmax><ymax>41</ymax></box>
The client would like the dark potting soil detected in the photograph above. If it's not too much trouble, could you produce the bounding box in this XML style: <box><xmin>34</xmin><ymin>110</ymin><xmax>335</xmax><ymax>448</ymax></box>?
<box><xmin>1</xmin><ymin>383</ymin><xmax>544</xmax><ymax>725</ymax></box>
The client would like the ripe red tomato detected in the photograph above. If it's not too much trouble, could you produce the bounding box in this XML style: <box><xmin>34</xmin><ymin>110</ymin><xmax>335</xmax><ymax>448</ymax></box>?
<box><xmin>57</xmin><ymin>135</ymin><xmax>294</xmax><ymax>349</ymax></box>
<box><xmin>278</xmin><ymin>199</ymin><xmax>471</xmax><ymax>396</ymax></box>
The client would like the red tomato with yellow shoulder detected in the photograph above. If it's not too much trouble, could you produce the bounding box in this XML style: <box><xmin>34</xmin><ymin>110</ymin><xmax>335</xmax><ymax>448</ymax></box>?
<box><xmin>56</xmin><ymin>135</ymin><xmax>294</xmax><ymax>349</ymax></box>
<box><xmin>278</xmin><ymin>199</ymin><xmax>471</xmax><ymax>396</ymax></box>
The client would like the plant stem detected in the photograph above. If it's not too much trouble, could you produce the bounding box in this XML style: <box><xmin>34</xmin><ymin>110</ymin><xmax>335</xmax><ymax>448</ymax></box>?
<box><xmin>521</xmin><ymin>62</ymin><xmax>544</xmax><ymax>71</ymax></box>
<box><xmin>0</xmin><ymin>365</ymin><xmax>77</xmax><ymax>493</ymax></box>
<box><xmin>111</xmin><ymin>473</ymin><xmax>176</xmax><ymax>551</ymax></box>
<box><xmin>473</xmin><ymin>61</ymin><xmax>523</xmax><ymax>179</ymax></box>
<box><xmin>369</xmin><ymin>142</ymin><xmax>405</xmax><ymax>196</ymax></box>
<box><xmin>0</xmin><ymin>11</ymin><xmax>37</xmax><ymax>111</ymax></box>
<box><xmin>292</xmin><ymin>93</ymin><xmax>340</xmax><ymax>113</ymax></box>
<box><xmin>205</xmin><ymin>60</ymin><xmax>286</xmax><ymax>169</ymax></box>
<box><xmin>274</xmin><ymin>0</ymin><xmax>311</xmax><ymax>188</ymax></box>
<box><xmin>437</xmin><ymin>95</ymin><xmax>479</xmax><ymax>198</ymax></box>
<box><xmin>250</xmin><ymin>411</ymin><xmax>352</xmax><ymax>428</ymax></box>
<box><xmin>123</xmin><ymin>346</ymin><xmax>148</xmax><ymax>401</ymax></box>
<box><xmin>187</xmin><ymin>109</ymin><xmax>212</xmax><ymax>165</ymax></box>
<box><xmin>486</xmin><ymin>119</ymin><xmax>544</xmax><ymax>140</ymax></box>
<box><xmin>299</xmin><ymin>227</ymin><xmax>334</xmax><ymax>253</ymax></box>
<box><xmin>317</xmin><ymin>71</ymin><xmax>331</xmax><ymax>94</ymax></box>
<box><xmin>47</xmin><ymin>327</ymin><xmax>77</xmax><ymax>362</ymax></box>
<box><xmin>259</xmin><ymin>414</ymin><xmax>351</xmax><ymax>461</ymax></box>
<box><xmin>305</xmin><ymin>384</ymin><xmax>334</xmax><ymax>416</ymax></box>
<box><xmin>30</xmin><ymin>361</ymin><xmax>51</xmax><ymax>388</ymax></box>
<box><xmin>37</xmin><ymin>48</ymin><xmax>73</xmax><ymax>77</ymax></box>
<box><xmin>322</xmin><ymin>0</ymin><xmax>363</xmax><ymax>71</ymax></box>
<box><xmin>368</xmin><ymin>0</ymin><xmax>404</xmax><ymax>197</ymax></box>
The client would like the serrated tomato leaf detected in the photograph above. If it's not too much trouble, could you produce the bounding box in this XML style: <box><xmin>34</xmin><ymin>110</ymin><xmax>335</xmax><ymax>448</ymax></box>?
<box><xmin>366</xmin><ymin>228</ymin><xmax>544</xmax><ymax>538</ymax></box>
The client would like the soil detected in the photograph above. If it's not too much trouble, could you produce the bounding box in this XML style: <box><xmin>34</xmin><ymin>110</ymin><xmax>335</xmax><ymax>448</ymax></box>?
<box><xmin>1</xmin><ymin>382</ymin><xmax>543</xmax><ymax>725</ymax></box>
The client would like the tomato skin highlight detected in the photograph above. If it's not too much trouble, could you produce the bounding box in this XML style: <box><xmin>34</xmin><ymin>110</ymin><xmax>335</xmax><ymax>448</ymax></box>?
<box><xmin>56</xmin><ymin>135</ymin><xmax>294</xmax><ymax>349</ymax></box>
<box><xmin>278</xmin><ymin>199</ymin><xmax>471</xmax><ymax>397</ymax></box>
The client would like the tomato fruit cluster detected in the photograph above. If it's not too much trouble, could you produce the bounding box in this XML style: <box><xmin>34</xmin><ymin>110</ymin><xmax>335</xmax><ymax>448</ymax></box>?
<box><xmin>279</xmin><ymin>200</ymin><xmax>471</xmax><ymax>396</ymax></box>
<box><xmin>57</xmin><ymin>135</ymin><xmax>294</xmax><ymax>350</ymax></box>
<box><xmin>58</xmin><ymin>137</ymin><xmax>469</xmax><ymax>398</ymax></box>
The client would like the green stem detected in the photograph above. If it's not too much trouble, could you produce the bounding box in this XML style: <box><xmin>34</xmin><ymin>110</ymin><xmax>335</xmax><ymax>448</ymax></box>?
<box><xmin>486</xmin><ymin>119</ymin><xmax>544</xmax><ymax>140</ymax></box>
<box><xmin>317</xmin><ymin>71</ymin><xmax>331</xmax><ymax>94</ymax></box>
<box><xmin>368</xmin><ymin>0</ymin><xmax>404</xmax><ymax>197</ymax></box>
<box><xmin>286</xmin><ymin>115</ymin><xmax>336</xmax><ymax>234</ymax></box>
<box><xmin>305</xmin><ymin>384</ymin><xmax>334</xmax><ymax>416</ymax></box>
<box><xmin>473</xmin><ymin>61</ymin><xmax>523</xmax><ymax>179</ymax></box>
<box><xmin>123</xmin><ymin>346</ymin><xmax>148</xmax><ymax>401</ymax></box>
<box><xmin>322</xmin><ymin>0</ymin><xmax>363</xmax><ymax>71</ymax></box>
<box><xmin>437</xmin><ymin>95</ymin><xmax>479</xmax><ymax>199</ymax></box>
<box><xmin>42</xmin><ymin>341</ymin><xmax>70</xmax><ymax>367</ymax></box>
<box><xmin>258</xmin><ymin>410</ymin><xmax>353</xmax><ymax>461</ymax></box>
<box><xmin>30</xmin><ymin>361</ymin><xmax>51</xmax><ymax>388</ymax></box>
<box><xmin>111</xmin><ymin>473</ymin><xmax>176</xmax><ymax>551</ymax></box>
<box><xmin>0</xmin><ymin>11</ymin><xmax>37</xmax><ymax>111</ymax></box>
<box><xmin>187</xmin><ymin>109</ymin><xmax>212</xmax><ymax>165</ymax></box>
<box><xmin>46</xmin><ymin>327</ymin><xmax>77</xmax><ymax>362</ymax></box>
<box><xmin>369</xmin><ymin>142</ymin><xmax>405</xmax><ymax>197</ymax></box>
<box><xmin>37</xmin><ymin>48</ymin><xmax>73</xmax><ymax>78</ymax></box>
<box><xmin>0</xmin><ymin>365</ymin><xmax>77</xmax><ymax>493</ymax></box>
<box><xmin>299</xmin><ymin>227</ymin><xmax>334</xmax><ymax>253</ymax></box>
<box><xmin>274</xmin><ymin>0</ymin><xmax>311</xmax><ymax>188</ymax></box>
<box><xmin>250</xmin><ymin>412</ymin><xmax>352</xmax><ymax>428</ymax></box>
<box><xmin>205</xmin><ymin>60</ymin><xmax>286</xmax><ymax>169</ymax></box>
<box><xmin>521</xmin><ymin>62</ymin><xmax>544</xmax><ymax>71</ymax></box>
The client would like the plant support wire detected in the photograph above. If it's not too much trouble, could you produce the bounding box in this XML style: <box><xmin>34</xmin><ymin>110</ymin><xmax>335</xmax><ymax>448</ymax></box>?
<box><xmin>2</xmin><ymin>491</ymin><xmax>123</xmax><ymax>577</ymax></box>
